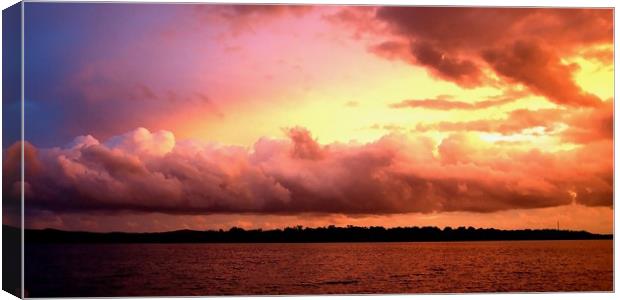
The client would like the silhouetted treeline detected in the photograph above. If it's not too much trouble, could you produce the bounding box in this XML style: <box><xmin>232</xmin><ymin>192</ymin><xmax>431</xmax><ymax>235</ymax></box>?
<box><xmin>16</xmin><ymin>225</ymin><xmax>612</xmax><ymax>244</ymax></box>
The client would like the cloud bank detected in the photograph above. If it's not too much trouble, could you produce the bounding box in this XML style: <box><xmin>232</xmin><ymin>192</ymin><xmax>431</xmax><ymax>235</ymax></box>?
<box><xmin>5</xmin><ymin>127</ymin><xmax>611</xmax><ymax>217</ymax></box>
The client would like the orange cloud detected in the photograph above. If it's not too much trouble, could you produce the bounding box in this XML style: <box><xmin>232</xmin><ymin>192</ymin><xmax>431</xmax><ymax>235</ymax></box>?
<box><xmin>416</xmin><ymin>101</ymin><xmax>613</xmax><ymax>144</ymax></box>
<box><xmin>410</xmin><ymin>41</ymin><xmax>484</xmax><ymax>87</ymax></box>
<box><xmin>340</xmin><ymin>7</ymin><xmax>612</xmax><ymax>105</ymax></box>
<box><xmin>416</xmin><ymin>109</ymin><xmax>562</xmax><ymax>134</ymax></box>
<box><xmin>390</xmin><ymin>92</ymin><xmax>522</xmax><ymax>110</ymax></box>
<box><xmin>482</xmin><ymin>39</ymin><xmax>601</xmax><ymax>107</ymax></box>
<box><xmin>560</xmin><ymin>101</ymin><xmax>614</xmax><ymax>143</ymax></box>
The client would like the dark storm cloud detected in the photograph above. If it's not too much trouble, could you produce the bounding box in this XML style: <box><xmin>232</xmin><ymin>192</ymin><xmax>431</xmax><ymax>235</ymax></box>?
<box><xmin>339</xmin><ymin>7</ymin><xmax>613</xmax><ymax>105</ymax></box>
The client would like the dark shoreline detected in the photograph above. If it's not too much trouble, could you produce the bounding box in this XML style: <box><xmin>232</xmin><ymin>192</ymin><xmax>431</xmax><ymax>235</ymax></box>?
<box><xmin>10</xmin><ymin>225</ymin><xmax>613</xmax><ymax>244</ymax></box>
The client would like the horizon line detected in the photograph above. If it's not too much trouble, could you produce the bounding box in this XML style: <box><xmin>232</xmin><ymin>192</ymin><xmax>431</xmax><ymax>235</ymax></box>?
<box><xmin>9</xmin><ymin>224</ymin><xmax>614</xmax><ymax>236</ymax></box>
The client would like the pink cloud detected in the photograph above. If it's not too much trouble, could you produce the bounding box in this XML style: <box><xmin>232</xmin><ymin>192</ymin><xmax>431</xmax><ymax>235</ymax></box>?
<box><xmin>8</xmin><ymin>127</ymin><xmax>611</xmax><ymax>219</ymax></box>
<box><xmin>286</xmin><ymin>127</ymin><xmax>325</xmax><ymax>160</ymax></box>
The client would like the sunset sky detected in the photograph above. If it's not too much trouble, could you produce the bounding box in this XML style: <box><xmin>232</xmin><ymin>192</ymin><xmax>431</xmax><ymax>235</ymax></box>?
<box><xmin>4</xmin><ymin>4</ymin><xmax>613</xmax><ymax>233</ymax></box>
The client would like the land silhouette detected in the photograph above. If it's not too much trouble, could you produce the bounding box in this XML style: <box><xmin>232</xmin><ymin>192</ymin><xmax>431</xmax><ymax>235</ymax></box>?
<box><xmin>14</xmin><ymin>225</ymin><xmax>612</xmax><ymax>244</ymax></box>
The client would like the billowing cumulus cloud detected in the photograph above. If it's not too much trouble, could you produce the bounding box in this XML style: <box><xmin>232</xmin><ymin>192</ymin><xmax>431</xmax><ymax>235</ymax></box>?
<box><xmin>6</xmin><ymin>127</ymin><xmax>611</xmax><ymax>218</ymax></box>
<box><xmin>286</xmin><ymin>127</ymin><xmax>326</xmax><ymax>160</ymax></box>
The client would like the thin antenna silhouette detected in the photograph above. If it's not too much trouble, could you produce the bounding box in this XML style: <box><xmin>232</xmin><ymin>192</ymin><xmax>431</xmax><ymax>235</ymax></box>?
<box><xmin>557</xmin><ymin>220</ymin><xmax>560</xmax><ymax>231</ymax></box>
